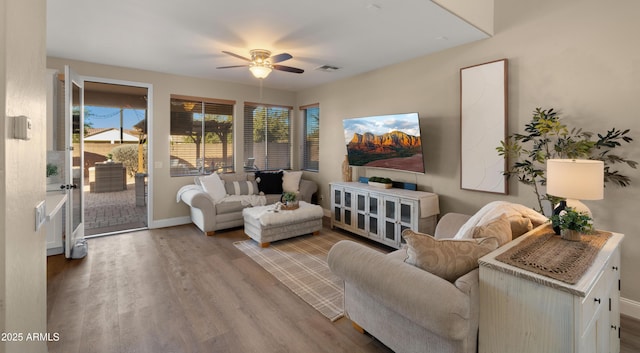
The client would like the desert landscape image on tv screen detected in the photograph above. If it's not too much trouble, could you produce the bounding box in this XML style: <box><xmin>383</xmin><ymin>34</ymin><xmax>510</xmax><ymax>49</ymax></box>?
<box><xmin>343</xmin><ymin>113</ymin><xmax>425</xmax><ymax>173</ymax></box>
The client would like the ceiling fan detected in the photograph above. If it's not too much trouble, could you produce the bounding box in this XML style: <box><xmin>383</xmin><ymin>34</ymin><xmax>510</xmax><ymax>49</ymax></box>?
<box><xmin>217</xmin><ymin>49</ymin><xmax>304</xmax><ymax>79</ymax></box>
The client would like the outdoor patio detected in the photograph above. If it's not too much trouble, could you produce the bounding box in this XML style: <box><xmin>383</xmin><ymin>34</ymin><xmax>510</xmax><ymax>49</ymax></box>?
<box><xmin>84</xmin><ymin>182</ymin><xmax>147</xmax><ymax>236</ymax></box>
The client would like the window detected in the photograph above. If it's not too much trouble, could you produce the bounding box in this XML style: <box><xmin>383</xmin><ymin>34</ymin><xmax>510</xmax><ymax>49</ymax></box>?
<box><xmin>243</xmin><ymin>102</ymin><xmax>292</xmax><ymax>171</ymax></box>
<box><xmin>301</xmin><ymin>104</ymin><xmax>319</xmax><ymax>171</ymax></box>
<box><xmin>170</xmin><ymin>95</ymin><xmax>235</xmax><ymax>176</ymax></box>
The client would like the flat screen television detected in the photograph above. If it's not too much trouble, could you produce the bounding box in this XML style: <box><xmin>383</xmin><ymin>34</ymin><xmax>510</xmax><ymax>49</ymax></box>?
<box><xmin>343</xmin><ymin>112</ymin><xmax>425</xmax><ymax>173</ymax></box>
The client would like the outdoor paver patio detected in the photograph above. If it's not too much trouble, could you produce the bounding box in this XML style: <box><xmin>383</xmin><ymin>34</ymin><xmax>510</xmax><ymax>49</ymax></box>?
<box><xmin>84</xmin><ymin>183</ymin><xmax>147</xmax><ymax>235</ymax></box>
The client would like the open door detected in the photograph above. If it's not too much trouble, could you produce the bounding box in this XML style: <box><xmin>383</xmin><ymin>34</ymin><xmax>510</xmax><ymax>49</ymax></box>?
<box><xmin>64</xmin><ymin>66</ymin><xmax>85</xmax><ymax>258</ymax></box>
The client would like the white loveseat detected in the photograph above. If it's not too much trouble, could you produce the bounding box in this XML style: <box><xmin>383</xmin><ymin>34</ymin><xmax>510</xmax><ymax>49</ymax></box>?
<box><xmin>178</xmin><ymin>171</ymin><xmax>318</xmax><ymax>235</ymax></box>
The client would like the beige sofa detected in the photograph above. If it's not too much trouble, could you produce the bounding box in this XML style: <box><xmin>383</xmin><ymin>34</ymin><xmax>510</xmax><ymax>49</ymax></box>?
<box><xmin>178</xmin><ymin>172</ymin><xmax>318</xmax><ymax>235</ymax></box>
<box><xmin>328</xmin><ymin>213</ymin><xmax>476</xmax><ymax>353</ymax></box>
<box><xmin>328</xmin><ymin>201</ymin><xmax>548</xmax><ymax>353</ymax></box>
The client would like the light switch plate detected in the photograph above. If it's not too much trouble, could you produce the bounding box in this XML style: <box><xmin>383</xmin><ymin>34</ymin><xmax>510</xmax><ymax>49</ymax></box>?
<box><xmin>35</xmin><ymin>201</ymin><xmax>46</xmax><ymax>231</ymax></box>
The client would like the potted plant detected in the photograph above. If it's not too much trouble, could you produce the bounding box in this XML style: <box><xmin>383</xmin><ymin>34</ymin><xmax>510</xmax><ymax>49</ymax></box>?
<box><xmin>549</xmin><ymin>206</ymin><xmax>594</xmax><ymax>241</ymax></box>
<box><xmin>368</xmin><ymin>176</ymin><xmax>393</xmax><ymax>189</ymax></box>
<box><xmin>281</xmin><ymin>192</ymin><xmax>299</xmax><ymax>209</ymax></box>
<box><xmin>46</xmin><ymin>163</ymin><xmax>59</xmax><ymax>184</ymax></box>
<box><xmin>497</xmin><ymin>107</ymin><xmax>636</xmax><ymax>214</ymax></box>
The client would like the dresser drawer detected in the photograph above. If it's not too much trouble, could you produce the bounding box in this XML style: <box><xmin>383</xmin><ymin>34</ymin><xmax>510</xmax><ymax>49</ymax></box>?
<box><xmin>580</xmin><ymin>253</ymin><xmax>619</xmax><ymax>334</ymax></box>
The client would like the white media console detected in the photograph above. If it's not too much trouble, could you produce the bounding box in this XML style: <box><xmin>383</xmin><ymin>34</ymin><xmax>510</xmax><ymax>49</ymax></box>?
<box><xmin>330</xmin><ymin>182</ymin><xmax>439</xmax><ymax>249</ymax></box>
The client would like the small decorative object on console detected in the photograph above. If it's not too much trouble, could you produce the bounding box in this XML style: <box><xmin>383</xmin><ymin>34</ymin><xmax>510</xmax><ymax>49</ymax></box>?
<box><xmin>368</xmin><ymin>176</ymin><xmax>392</xmax><ymax>189</ymax></box>
<box><xmin>549</xmin><ymin>206</ymin><xmax>593</xmax><ymax>241</ymax></box>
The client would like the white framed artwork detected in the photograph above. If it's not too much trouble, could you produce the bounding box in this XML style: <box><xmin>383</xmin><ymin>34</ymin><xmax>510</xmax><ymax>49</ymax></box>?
<box><xmin>460</xmin><ymin>59</ymin><xmax>508</xmax><ymax>194</ymax></box>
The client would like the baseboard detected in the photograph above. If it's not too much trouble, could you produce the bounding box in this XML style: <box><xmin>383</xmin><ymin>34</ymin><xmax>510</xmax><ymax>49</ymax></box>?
<box><xmin>621</xmin><ymin>297</ymin><xmax>640</xmax><ymax>320</ymax></box>
<box><xmin>148</xmin><ymin>216</ymin><xmax>191</xmax><ymax>229</ymax></box>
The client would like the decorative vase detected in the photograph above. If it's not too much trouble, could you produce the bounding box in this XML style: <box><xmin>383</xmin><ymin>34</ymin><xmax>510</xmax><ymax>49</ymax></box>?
<box><xmin>561</xmin><ymin>229</ymin><xmax>582</xmax><ymax>242</ymax></box>
<box><xmin>342</xmin><ymin>155</ymin><xmax>352</xmax><ymax>182</ymax></box>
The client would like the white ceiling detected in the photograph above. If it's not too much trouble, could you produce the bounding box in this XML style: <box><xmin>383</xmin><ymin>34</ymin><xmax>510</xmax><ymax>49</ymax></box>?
<box><xmin>47</xmin><ymin>0</ymin><xmax>488</xmax><ymax>92</ymax></box>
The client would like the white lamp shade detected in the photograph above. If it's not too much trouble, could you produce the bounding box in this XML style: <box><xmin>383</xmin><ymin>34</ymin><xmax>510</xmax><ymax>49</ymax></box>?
<box><xmin>249</xmin><ymin>65</ymin><xmax>272</xmax><ymax>79</ymax></box>
<box><xmin>546</xmin><ymin>159</ymin><xmax>604</xmax><ymax>200</ymax></box>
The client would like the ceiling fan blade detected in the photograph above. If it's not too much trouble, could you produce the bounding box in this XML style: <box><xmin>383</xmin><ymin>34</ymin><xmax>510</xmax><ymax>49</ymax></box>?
<box><xmin>273</xmin><ymin>65</ymin><xmax>304</xmax><ymax>74</ymax></box>
<box><xmin>270</xmin><ymin>53</ymin><xmax>292</xmax><ymax>63</ymax></box>
<box><xmin>222</xmin><ymin>51</ymin><xmax>251</xmax><ymax>62</ymax></box>
<box><xmin>216</xmin><ymin>65</ymin><xmax>249</xmax><ymax>69</ymax></box>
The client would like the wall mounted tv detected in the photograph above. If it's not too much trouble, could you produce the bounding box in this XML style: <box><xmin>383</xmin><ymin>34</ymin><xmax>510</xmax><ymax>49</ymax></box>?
<box><xmin>343</xmin><ymin>112</ymin><xmax>425</xmax><ymax>173</ymax></box>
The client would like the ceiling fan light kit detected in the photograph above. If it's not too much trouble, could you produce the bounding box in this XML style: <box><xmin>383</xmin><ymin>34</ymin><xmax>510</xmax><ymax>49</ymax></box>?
<box><xmin>218</xmin><ymin>48</ymin><xmax>304</xmax><ymax>79</ymax></box>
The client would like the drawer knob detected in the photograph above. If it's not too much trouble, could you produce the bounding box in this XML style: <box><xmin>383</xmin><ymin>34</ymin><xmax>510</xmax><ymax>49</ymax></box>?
<box><xmin>594</xmin><ymin>298</ymin><xmax>601</xmax><ymax>304</ymax></box>
<box><xmin>612</xmin><ymin>266</ymin><xmax>619</xmax><ymax>270</ymax></box>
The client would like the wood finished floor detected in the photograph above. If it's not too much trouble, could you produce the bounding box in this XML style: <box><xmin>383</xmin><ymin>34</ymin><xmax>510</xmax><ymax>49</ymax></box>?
<box><xmin>47</xmin><ymin>224</ymin><xmax>640</xmax><ymax>353</ymax></box>
<box><xmin>47</xmin><ymin>225</ymin><xmax>393</xmax><ymax>353</ymax></box>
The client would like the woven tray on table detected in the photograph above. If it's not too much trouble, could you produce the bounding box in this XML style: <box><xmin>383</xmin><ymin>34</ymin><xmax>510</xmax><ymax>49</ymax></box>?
<box><xmin>495</xmin><ymin>226</ymin><xmax>612</xmax><ymax>285</ymax></box>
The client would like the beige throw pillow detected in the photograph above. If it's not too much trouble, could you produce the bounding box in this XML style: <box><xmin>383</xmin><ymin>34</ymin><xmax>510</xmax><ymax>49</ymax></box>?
<box><xmin>508</xmin><ymin>215</ymin><xmax>533</xmax><ymax>238</ymax></box>
<box><xmin>472</xmin><ymin>213</ymin><xmax>513</xmax><ymax>246</ymax></box>
<box><xmin>402</xmin><ymin>230</ymin><xmax>499</xmax><ymax>282</ymax></box>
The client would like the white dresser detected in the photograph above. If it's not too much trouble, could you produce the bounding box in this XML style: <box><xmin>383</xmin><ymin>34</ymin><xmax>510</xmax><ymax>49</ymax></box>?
<box><xmin>478</xmin><ymin>225</ymin><xmax>623</xmax><ymax>353</ymax></box>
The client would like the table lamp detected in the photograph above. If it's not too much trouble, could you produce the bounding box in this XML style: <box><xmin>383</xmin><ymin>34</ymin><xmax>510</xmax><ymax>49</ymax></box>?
<box><xmin>546</xmin><ymin>159</ymin><xmax>604</xmax><ymax>234</ymax></box>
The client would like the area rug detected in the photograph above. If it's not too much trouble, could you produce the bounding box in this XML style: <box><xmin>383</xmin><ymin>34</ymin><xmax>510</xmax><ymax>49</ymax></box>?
<box><xmin>234</xmin><ymin>231</ymin><xmax>350</xmax><ymax>322</ymax></box>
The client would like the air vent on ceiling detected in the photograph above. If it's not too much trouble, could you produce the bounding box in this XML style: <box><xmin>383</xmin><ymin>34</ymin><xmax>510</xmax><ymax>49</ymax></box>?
<box><xmin>315</xmin><ymin>65</ymin><xmax>341</xmax><ymax>72</ymax></box>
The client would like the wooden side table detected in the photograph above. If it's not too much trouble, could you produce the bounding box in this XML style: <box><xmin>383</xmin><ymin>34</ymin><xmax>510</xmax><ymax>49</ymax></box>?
<box><xmin>479</xmin><ymin>225</ymin><xmax>623</xmax><ymax>353</ymax></box>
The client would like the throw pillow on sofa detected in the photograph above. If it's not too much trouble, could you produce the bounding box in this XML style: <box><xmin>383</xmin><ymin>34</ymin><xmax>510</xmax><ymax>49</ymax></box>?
<box><xmin>453</xmin><ymin>201</ymin><xmax>547</xmax><ymax>240</ymax></box>
<box><xmin>402</xmin><ymin>229</ymin><xmax>499</xmax><ymax>282</ymax></box>
<box><xmin>282</xmin><ymin>170</ymin><xmax>303</xmax><ymax>193</ymax></box>
<box><xmin>224</xmin><ymin>180</ymin><xmax>259</xmax><ymax>195</ymax></box>
<box><xmin>471</xmin><ymin>213</ymin><xmax>512</xmax><ymax>246</ymax></box>
<box><xmin>255</xmin><ymin>171</ymin><xmax>283</xmax><ymax>194</ymax></box>
<box><xmin>199</xmin><ymin>172</ymin><xmax>227</xmax><ymax>202</ymax></box>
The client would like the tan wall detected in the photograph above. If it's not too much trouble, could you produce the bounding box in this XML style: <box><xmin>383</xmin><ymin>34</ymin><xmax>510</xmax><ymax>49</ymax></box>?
<box><xmin>1</xmin><ymin>0</ymin><xmax>48</xmax><ymax>351</ymax></box>
<box><xmin>297</xmin><ymin>0</ymin><xmax>640</xmax><ymax>303</ymax></box>
<box><xmin>46</xmin><ymin>57</ymin><xmax>297</xmax><ymax>221</ymax></box>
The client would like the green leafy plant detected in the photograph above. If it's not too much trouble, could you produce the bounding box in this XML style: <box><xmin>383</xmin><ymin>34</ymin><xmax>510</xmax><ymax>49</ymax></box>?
<box><xmin>282</xmin><ymin>192</ymin><xmax>297</xmax><ymax>202</ymax></box>
<box><xmin>46</xmin><ymin>163</ymin><xmax>59</xmax><ymax>177</ymax></box>
<box><xmin>368</xmin><ymin>176</ymin><xmax>392</xmax><ymax>184</ymax></box>
<box><xmin>110</xmin><ymin>144</ymin><xmax>147</xmax><ymax>178</ymax></box>
<box><xmin>550</xmin><ymin>207</ymin><xmax>594</xmax><ymax>233</ymax></box>
<box><xmin>497</xmin><ymin>107</ymin><xmax>637</xmax><ymax>212</ymax></box>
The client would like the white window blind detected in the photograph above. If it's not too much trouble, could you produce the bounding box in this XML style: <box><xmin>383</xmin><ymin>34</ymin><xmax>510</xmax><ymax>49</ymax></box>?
<box><xmin>243</xmin><ymin>103</ymin><xmax>292</xmax><ymax>171</ymax></box>
<box><xmin>302</xmin><ymin>104</ymin><xmax>319</xmax><ymax>171</ymax></box>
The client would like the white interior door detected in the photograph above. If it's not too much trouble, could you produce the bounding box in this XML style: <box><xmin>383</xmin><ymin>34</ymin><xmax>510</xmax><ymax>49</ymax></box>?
<box><xmin>64</xmin><ymin>66</ymin><xmax>85</xmax><ymax>258</ymax></box>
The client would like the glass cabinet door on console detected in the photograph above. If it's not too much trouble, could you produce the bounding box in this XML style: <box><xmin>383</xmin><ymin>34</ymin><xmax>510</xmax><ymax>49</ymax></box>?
<box><xmin>332</xmin><ymin>186</ymin><xmax>343</xmax><ymax>225</ymax></box>
<box><xmin>354</xmin><ymin>190</ymin><xmax>381</xmax><ymax>239</ymax></box>
<box><xmin>368</xmin><ymin>193</ymin><xmax>381</xmax><ymax>239</ymax></box>
<box><xmin>331</xmin><ymin>185</ymin><xmax>354</xmax><ymax>230</ymax></box>
<box><xmin>398</xmin><ymin>199</ymin><xmax>417</xmax><ymax>246</ymax></box>
<box><xmin>382</xmin><ymin>196</ymin><xmax>418</xmax><ymax>247</ymax></box>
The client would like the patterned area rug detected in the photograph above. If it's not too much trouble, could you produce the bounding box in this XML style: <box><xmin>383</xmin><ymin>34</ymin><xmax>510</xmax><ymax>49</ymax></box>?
<box><xmin>234</xmin><ymin>231</ymin><xmax>350</xmax><ymax>321</ymax></box>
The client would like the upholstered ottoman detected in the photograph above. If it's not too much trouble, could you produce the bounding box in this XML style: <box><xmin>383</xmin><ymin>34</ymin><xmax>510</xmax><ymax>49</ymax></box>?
<box><xmin>242</xmin><ymin>201</ymin><xmax>324</xmax><ymax>247</ymax></box>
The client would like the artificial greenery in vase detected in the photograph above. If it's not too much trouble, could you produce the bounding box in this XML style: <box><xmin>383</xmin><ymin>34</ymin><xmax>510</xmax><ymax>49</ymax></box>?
<box><xmin>550</xmin><ymin>207</ymin><xmax>594</xmax><ymax>241</ymax></box>
<box><xmin>46</xmin><ymin>163</ymin><xmax>59</xmax><ymax>178</ymax></box>
<box><xmin>282</xmin><ymin>192</ymin><xmax>297</xmax><ymax>203</ymax></box>
<box><xmin>368</xmin><ymin>176</ymin><xmax>392</xmax><ymax>184</ymax></box>
<box><xmin>280</xmin><ymin>192</ymin><xmax>299</xmax><ymax>210</ymax></box>
<box><xmin>497</xmin><ymin>107</ymin><xmax>637</xmax><ymax>213</ymax></box>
